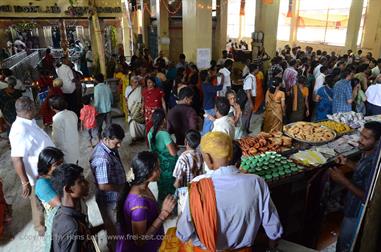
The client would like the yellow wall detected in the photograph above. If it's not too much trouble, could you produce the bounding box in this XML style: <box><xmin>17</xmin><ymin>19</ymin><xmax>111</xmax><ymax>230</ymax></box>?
<box><xmin>182</xmin><ymin>0</ymin><xmax>212</xmax><ymax>64</ymax></box>
<box><xmin>361</xmin><ymin>0</ymin><xmax>381</xmax><ymax>58</ymax></box>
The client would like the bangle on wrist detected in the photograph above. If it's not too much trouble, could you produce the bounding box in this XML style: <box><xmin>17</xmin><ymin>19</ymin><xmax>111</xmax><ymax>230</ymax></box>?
<box><xmin>22</xmin><ymin>181</ymin><xmax>30</xmax><ymax>186</ymax></box>
<box><xmin>159</xmin><ymin>213</ymin><xmax>168</xmax><ymax>220</ymax></box>
<box><xmin>158</xmin><ymin>216</ymin><xmax>166</xmax><ymax>222</ymax></box>
<box><xmin>162</xmin><ymin>209</ymin><xmax>171</xmax><ymax>215</ymax></box>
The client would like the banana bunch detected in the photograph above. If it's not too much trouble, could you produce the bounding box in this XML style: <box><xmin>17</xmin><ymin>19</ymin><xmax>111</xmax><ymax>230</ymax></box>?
<box><xmin>316</xmin><ymin>121</ymin><xmax>351</xmax><ymax>134</ymax></box>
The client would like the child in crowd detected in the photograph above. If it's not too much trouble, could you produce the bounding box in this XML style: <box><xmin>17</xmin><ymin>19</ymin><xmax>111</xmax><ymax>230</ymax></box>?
<box><xmin>173</xmin><ymin>130</ymin><xmax>203</xmax><ymax>215</ymax></box>
<box><xmin>173</xmin><ymin>130</ymin><xmax>204</xmax><ymax>188</ymax></box>
<box><xmin>80</xmin><ymin>95</ymin><xmax>97</xmax><ymax>147</ymax></box>
<box><xmin>51</xmin><ymin>164</ymin><xmax>104</xmax><ymax>251</ymax></box>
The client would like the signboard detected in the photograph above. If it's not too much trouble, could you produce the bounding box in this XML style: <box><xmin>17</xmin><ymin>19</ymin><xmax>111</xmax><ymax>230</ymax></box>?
<box><xmin>0</xmin><ymin>0</ymin><xmax>122</xmax><ymax>18</ymax></box>
<box><xmin>196</xmin><ymin>48</ymin><xmax>211</xmax><ymax>70</ymax></box>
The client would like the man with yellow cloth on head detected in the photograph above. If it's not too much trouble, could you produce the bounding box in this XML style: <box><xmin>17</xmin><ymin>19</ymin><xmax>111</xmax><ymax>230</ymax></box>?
<box><xmin>175</xmin><ymin>131</ymin><xmax>283</xmax><ymax>252</ymax></box>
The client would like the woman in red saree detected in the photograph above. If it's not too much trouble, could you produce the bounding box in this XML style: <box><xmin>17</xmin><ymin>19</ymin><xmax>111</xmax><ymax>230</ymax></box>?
<box><xmin>142</xmin><ymin>77</ymin><xmax>166</xmax><ymax>136</ymax></box>
<box><xmin>39</xmin><ymin>78</ymin><xmax>64</xmax><ymax>126</ymax></box>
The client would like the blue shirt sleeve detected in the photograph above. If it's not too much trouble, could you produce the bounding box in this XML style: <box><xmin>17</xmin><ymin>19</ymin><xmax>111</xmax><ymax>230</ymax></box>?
<box><xmin>344</xmin><ymin>83</ymin><xmax>352</xmax><ymax>101</ymax></box>
<box><xmin>36</xmin><ymin>178</ymin><xmax>58</xmax><ymax>203</ymax></box>
<box><xmin>92</xmin><ymin>158</ymin><xmax>110</xmax><ymax>184</ymax></box>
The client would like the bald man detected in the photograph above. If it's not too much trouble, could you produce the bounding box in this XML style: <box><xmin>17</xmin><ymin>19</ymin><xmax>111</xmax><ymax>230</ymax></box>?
<box><xmin>176</xmin><ymin>132</ymin><xmax>283</xmax><ymax>251</ymax></box>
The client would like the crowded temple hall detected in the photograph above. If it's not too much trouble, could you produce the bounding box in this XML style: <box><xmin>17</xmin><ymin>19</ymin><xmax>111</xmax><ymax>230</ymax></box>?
<box><xmin>1</xmin><ymin>0</ymin><xmax>381</xmax><ymax>251</ymax></box>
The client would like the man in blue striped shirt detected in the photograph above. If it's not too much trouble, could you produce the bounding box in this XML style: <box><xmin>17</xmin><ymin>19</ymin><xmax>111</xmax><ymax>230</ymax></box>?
<box><xmin>90</xmin><ymin>124</ymin><xmax>126</xmax><ymax>251</ymax></box>
<box><xmin>332</xmin><ymin>68</ymin><xmax>354</xmax><ymax>114</ymax></box>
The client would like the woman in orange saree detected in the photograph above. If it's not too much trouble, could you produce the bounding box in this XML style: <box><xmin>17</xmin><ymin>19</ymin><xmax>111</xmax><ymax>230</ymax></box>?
<box><xmin>263</xmin><ymin>77</ymin><xmax>286</xmax><ymax>133</ymax></box>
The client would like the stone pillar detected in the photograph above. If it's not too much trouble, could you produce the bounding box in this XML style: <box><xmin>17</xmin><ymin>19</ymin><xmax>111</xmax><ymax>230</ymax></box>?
<box><xmin>142</xmin><ymin>0</ymin><xmax>150</xmax><ymax>47</ymax></box>
<box><xmin>121</xmin><ymin>0</ymin><xmax>132</xmax><ymax>58</ymax></box>
<box><xmin>289</xmin><ymin>0</ymin><xmax>299</xmax><ymax>45</ymax></box>
<box><xmin>344</xmin><ymin>0</ymin><xmax>364</xmax><ymax>51</ymax></box>
<box><xmin>255</xmin><ymin>0</ymin><xmax>281</xmax><ymax>58</ymax></box>
<box><xmin>91</xmin><ymin>14</ymin><xmax>107</xmax><ymax>76</ymax></box>
<box><xmin>214</xmin><ymin>0</ymin><xmax>228</xmax><ymax>60</ymax></box>
<box><xmin>156</xmin><ymin>0</ymin><xmax>170</xmax><ymax>57</ymax></box>
<box><xmin>182</xmin><ymin>0</ymin><xmax>212</xmax><ymax>64</ymax></box>
<box><xmin>121</xmin><ymin>16</ymin><xmax>132</xmax><ymax>58</ymax></box>
<box><xmin>361</xmin><ymin>0</ymin><xmax>381</xmax><ymax>57</ymax></box>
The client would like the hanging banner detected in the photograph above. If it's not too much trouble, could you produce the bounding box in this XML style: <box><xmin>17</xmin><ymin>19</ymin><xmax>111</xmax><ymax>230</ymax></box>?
<box><xmin>240</xmin><ymin>0</ymin><xmax>245</xmax><ymax>16</ymax></box>
<box><xmin>262</xmin><ymin>0</ymin><xmax>273</xmax><ymax>4</ymax></box>
<box><xmin>287</xmin><ymin>0</ymin><xmax>292</xmax><ymax>17</ymax></box>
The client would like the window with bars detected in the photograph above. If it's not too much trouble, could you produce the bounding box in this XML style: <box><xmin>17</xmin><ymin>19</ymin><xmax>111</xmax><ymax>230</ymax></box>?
<box><xmin>227</xmin><ymin>0</ymin><xmax>256</xmax><ymax>39</ymax></box>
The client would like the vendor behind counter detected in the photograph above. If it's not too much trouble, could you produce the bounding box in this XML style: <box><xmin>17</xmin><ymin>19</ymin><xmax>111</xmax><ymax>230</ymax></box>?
<box><xmin>329</xmin><ymin>121</ymin><xmax>381</xmax><ymax>252</ymax></box>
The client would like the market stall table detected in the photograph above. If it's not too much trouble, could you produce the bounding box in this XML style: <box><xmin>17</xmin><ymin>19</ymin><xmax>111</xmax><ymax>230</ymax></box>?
<box><xmin>238</xmin><ymin>123</ymin><xmax>362</xmax><ymax>249</ymax></box>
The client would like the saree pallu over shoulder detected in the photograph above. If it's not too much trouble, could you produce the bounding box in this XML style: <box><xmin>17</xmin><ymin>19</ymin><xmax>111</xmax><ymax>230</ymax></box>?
<box><xmin>263</xmin><ymin>91</ymin><xmax>284</xmax><ymax>133</ymax></box>
<box><xmin>189</xmin><ymin>178</ymin><xmax>217</xmax><ymax>252</ymax></box>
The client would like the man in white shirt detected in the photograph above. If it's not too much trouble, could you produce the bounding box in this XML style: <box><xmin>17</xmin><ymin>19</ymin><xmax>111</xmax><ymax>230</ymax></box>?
<box><xmin>217</xmin><ymin>59</ymin><xmax>233</xmax><ymax>97</ymax></box>
<box><xmin>57</xmin><ymin>57</ymin><xmax>78</xmax><ymax>114</ymax></box>
<box><xmin>371</xmin><ymin>59</ymin><xmax>381</xmax><ymax>78</ymax></box>
<box><xmin>242</xmin><ymin>64</ymin><xmax>259</xmax><ymax>135</ymax></box>
<box><xmin>154</xmin><ymin>50</ymin><xmax>169</xmax><ymax>66</ymax></box>
<box><xmin>10</xmin><ymin>97</ymin><xmax>54</xmax><ymax>236</ymax></box>
<box><xmin>50</xmin><ymin>96</ymin><xmax>80</xmax><ymax>164</ymax></box>
<box><xmin>314</xmin><ymin>66</ymin><xmax>328</xmax><ymax>96</ymax></box>
<box><xmin>211</xmin><ymin>97</ymin><xmax>235</xmax><ymax>140</ymax></box>
<box><xmin>313</xmin><ymin>57</ymin><xmax>327</xmax><ymax>79</ymax></box>
<box><xmin>366</xmin><ymin>75</ymin><xmax>381</xmax><ymax>115</ymax></box>
<box><xmin>217</xmin><ymin>50</ymin><xmax>228</xmax><ymax>67</ymax></box>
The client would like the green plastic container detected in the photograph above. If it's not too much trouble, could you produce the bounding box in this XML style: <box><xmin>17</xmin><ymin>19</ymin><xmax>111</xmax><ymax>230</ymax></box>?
<box><xmin>272</xmin><ymin>172</ymin><xmax>280</xmax><ymax>180</ymax></box>
<box><xmin>242</xmin><ymin>164</ymin><xmax>250</xmax><ymax>171</ymax></box>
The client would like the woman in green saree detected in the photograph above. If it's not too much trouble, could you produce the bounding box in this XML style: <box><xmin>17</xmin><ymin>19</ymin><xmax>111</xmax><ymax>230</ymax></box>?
<box><xmin>148</xmin><ymin>109</ymin><xmax>178</xmax><ymax>202</ymax></box>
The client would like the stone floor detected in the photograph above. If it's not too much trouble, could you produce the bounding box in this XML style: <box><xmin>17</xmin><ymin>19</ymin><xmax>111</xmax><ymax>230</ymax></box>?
<box><xmin>0</xmin><ymin>113</ymin><xmax>267</xmax><ymax>252</ymax></box>
<box><xmin>0</xmin><ymin>116</ymin><xmax>150</xmax><ymax>251</ymax></box>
